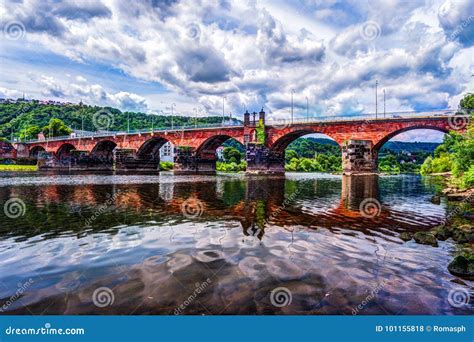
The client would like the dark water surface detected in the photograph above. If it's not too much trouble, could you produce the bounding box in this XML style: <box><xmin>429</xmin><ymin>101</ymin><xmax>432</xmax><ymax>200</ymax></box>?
<box><xmin>0</xmin><ymin>171</ymin><xmax>472</xmax><ymax>315</ymax></box>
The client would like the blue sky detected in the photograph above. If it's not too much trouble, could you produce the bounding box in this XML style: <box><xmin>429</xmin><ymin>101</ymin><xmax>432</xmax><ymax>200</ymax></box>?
<box><xmin>0</xmin><ymin>0</ymin><xmax>473</xmax><ymax>142</ymax></box>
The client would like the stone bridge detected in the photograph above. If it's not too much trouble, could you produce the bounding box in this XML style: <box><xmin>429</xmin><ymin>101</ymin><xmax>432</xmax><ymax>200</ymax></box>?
<box><xmin>12</xmin><ymin>109</ymin><xmax>468</xmax><ymax>174</ymax></box>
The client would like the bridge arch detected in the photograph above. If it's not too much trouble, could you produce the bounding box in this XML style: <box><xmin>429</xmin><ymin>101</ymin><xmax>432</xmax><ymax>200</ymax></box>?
<box><xmin>195</xmin><ymin>135</ymin><xmax>244</xmax><ymax>159</ymax></box>
<box><xmin>56</xmin><ymin>143</ymin><xmax>76</xmax><ymax>160</ymax></box>
<box><xmin>373</xmin><ymin>126</ymin><xmax>449</xmax><ymax>151</ymax></box>
<box><xmin>270</xmin><ymin>129</ymin><xmax>341</xmax><ymax>153</ymax></box>
<box><xmin>29</xmin><ymin>146</ymin><xmax>46</xmax><ymax>159</ymax></box>
<box><xmin>136</xmin><ymin>137</ymin><xmax>170</xmax><ymax>159</ymax></box>
<box><xmin>375</xmin><ymin>127</ymin><xmax>449</xmax><ymax>173</ymax></box>
<box><xmin>91</xmin><ymin>140</ymin><xmax>117</xmax><ymax>160</ymax></box>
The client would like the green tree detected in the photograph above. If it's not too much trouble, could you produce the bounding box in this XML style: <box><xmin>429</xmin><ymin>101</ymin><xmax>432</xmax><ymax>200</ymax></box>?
<box><xmin>223</xmin><ymin>147</ymin><xmax>242</xmax><ymax>163</ymax></box>
<box><xmin>285</xmin><ymin>149</ymin><xmax>298</xmax><ymax>163</ymax></box>
<box><xmin>42</xmin><ymin>118</ymin><xmax>72</xmax><ymax>137</ymax></box>
<box><xmin>19</xmin><ymin>125</ymin><xmax>41</xmax><ymax>140</ymax></box>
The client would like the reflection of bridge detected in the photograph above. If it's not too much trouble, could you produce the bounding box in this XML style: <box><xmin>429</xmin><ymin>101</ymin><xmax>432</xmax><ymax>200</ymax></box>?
<box><xmin>13</xmin><ymin>109</ymin><xmax>467</xmax><ymax>174</ymax></box>
<box><xmin>0</xmin><ymin>175</ymin><xmax>442</xmax><ymax>242</ymax></box>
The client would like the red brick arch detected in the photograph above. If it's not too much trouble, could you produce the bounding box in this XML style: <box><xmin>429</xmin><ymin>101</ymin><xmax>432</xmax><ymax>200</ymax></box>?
<box><xmin>195</xmin><ymin>134</ymin><xmax>244</xmax><ymax>158</ymax></box>
<box><xmin>268</xmin><ymin>128</ymin><xmax>341</xmax><ymax>153</ymax></box>
<box><xmin>56</xmin><ymin>143</ymin><xmax>76</xmax><ymax>158</ymax></box>
<box><xmin>373</xmin><ymin>125</ymin><xmax>450</xmax><ymax>151</ymax></box>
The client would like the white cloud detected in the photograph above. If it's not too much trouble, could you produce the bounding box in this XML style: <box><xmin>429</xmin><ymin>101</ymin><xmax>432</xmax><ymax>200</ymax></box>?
<box><xmin>28</xmin><ymin>74</ymin><xmax>148</xmax><ymax>112</ymax></box>
<box><xmin>0</xmin><ymin>0</ymin><xmax>472</xmax><ymax>121</ymax></box>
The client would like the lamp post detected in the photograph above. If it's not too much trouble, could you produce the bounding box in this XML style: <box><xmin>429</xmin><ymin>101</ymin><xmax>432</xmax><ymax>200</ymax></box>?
<box><xmin>375</xmin><ymin>80</ymin><xmax>378</xmax><ymax>119</ymax></box>
<box><xmin>222</xmin><ymin>96</ymin><xmax>226</xmax><ymax>125</ymax></box>
<box><xmin>291</xmin><ymin>89</ymin><xmax>295</xmax><ymax>124</ymax></box>
<box><xmin>383</xmin><ymin>89</ymin><xmax>386</xmax><ymax>118</ymax></box>
<box><xmin>171</xmin><ymin>103</ymin><xmax>176</xmax><ymax>130</ymax></box>
<box><xmin>306</xmin><ymin>96</ymin><xmax>309</xmax><ymax>121</ymax></box>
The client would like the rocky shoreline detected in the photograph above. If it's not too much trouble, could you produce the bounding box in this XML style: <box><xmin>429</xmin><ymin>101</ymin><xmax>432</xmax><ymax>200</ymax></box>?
<box><xmin>400</xmin><ymin>176</ymin><xmax>473</xmax><ymax>278</ymax></box>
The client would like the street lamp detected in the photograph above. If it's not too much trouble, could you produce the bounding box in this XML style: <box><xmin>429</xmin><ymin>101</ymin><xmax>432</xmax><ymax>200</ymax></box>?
<box><xmin>375</xmin><ymin>80</ymin><xmax>378</xmax><ymax>119</ymax></box>
<box><xmin>291</xmin><ymin>89</ymin><xmax>295</xmax><ymax>124</ymax></box>
<box><xmin>306</xmin><ymin>96</ymin><xmax>309</xmax><ymax>121</ymax></box>
<box><xmin>222</xmin><ymin>96</ymin><xmax>226</xmax><ymax>125</ymax></box>
<box><xmin>171</xmin><ymin>103</ymin><xmax>176</xmax><ymax>130</ymax></box>
<box><xmin>194</xmin><ymin>107</ymin><xmax>197</xmax><ymax>128</ymax></box>
<box><xmin>383</xmin><ymin>89</ymin><xmax>386</xmax><ymax>118</ymax></box>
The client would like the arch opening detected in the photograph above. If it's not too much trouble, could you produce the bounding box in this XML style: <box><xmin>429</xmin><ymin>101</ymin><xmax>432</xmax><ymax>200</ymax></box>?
<box><xmin>29</xmin><ymin>146</ymin><xmax>46</xmax><ymax>159</ymax></box>
<box><xmin>271</xmin><ymin>130</ymin><xmax>342</xmax><ymax>173</ymax></box>
<box><xmin>91</xmin><ymin>140</ymin><xmax>117</xmax><ymax>162</ymax></box>
<box><xmin>56</xmin><ymin>143</ymin><xmax>76</xmax><ymax>160</ymax></box>
<box><xmin>196</xmin><ymin>135</ymin><xmax>245</xmax><ymax>172</ymax></box>
<box><xmin>136</xmin><ymin>137</ymin><xmax>170</xmax><ymax>160</ymax></box>
<box><xmin>376</xmin><ymin>128</ymin><xmax>446</xmax><ymax>174</ymax></box>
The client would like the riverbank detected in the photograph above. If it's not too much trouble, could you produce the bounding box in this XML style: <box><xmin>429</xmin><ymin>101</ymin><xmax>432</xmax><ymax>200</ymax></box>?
<box><xmin>0</xmin><ymin>164</ymin><xmax>38</xmax><ymax>172</ymax></box>
<box><xmin>401</xmin><ymin>173</ymin><xmax>474</xmax><ymax>278</ymax></box>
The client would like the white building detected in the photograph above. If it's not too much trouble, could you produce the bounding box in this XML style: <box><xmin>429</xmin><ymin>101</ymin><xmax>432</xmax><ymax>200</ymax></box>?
<box><xmin>160</xmin><ymin>142</ymin><xmax>174</xmax><ymax>162</ymax></box>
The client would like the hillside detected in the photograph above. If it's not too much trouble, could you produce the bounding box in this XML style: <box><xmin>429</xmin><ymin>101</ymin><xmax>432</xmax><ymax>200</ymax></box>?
<box><xmin>0</xmin><ymin>100</ymin><xmax>240</xmax><ymax>140</ymax></box>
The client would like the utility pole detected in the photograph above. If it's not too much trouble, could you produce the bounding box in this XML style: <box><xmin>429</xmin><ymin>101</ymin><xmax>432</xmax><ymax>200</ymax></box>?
<box><xmin>194</xmin><ymin>107</ymin><xmax>197</xmax><ymax>128</ymax></box>
<box><xmin>171</xmin><ymin>103</ymin><xmax>176</xmax><ymax>130</ymax></box>
<box><xmin>375</xmin><ymin>80</ymin><xmax>378</xmax><ymax>119</ymax></box>
<box><xmin>306</xmin><ymin>96</ymin><xmax>309</xmax><ymax>120</ymax></box>
<box><xmin>383</xmin><ymin>89</ymin><xmax>386</xmax><ymax>118</ymax></box>
<box><xmin>291</xmin><ymin>89</ymin><xmax>295</xmax><ymax>124</ymax></box>
<box><xmin>222</xmin><ymin>97</ymin><xmax>225</xmax><ymax>125</ymax></box>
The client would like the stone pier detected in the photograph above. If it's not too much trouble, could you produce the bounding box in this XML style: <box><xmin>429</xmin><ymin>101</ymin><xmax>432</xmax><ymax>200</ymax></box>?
<box><xmin>341</xmin><ymin>139</ymin><xmax>377</xmax><ymax>175</ymax></box>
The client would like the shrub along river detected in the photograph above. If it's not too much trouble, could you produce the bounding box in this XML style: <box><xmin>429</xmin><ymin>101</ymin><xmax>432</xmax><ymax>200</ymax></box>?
<box><xmin>0</xmin><ymin>171</ymin><xmax>472</xmax><ymax>315</ymax></box>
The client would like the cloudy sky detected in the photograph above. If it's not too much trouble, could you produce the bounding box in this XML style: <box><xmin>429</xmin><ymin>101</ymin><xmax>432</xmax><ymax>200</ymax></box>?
<box><xmin>0</xmin><ymin>0</ymin><xmax>473</xmax><ymax>142</ymax></box>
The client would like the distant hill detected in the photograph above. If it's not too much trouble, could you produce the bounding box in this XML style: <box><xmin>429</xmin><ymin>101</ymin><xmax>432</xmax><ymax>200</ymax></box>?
<box><xmin>285</xmin><ymin>137</ymin><xmax>439</xmax><ymax>156</ymax></box>
<box><xmin>0</xmin><ymin>100</ymin><xmax>241</xmax><ymax>140</ymax></box>
<box><xmin>381</xmin><ymin>141</ymin><xmax>440</xmax><ymax>153</ymax></box>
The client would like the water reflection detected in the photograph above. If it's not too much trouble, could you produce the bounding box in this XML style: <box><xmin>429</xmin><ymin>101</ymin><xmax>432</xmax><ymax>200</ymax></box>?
<box><xmin>0</xmin><ymin>173</ymin><xmax>471</xmax><ymax>315</ymax></box>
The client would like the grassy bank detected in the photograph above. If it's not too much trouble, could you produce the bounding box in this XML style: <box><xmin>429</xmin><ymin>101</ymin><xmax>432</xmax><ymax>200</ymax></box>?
<box><xmin>0</xmin><ymin>164</ymin><xmax>38</xmax><ymax>172</ymax></box>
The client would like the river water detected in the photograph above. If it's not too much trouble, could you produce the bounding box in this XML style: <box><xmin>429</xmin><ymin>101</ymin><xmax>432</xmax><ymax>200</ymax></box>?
<box><xmin>0</xmin><ymin>171</ymin><xmax>472</xmax><ymax>315</ymax></box>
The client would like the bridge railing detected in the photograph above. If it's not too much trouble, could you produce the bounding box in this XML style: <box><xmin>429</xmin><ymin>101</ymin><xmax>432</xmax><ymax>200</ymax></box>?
<box><xmin>265</xmin><ymin>109</ymin><xmax>460</xmax><ymax>126</ymax></box>
<box><xmin>17</xmin><ymin>109</ymin><xmax>468</xmax><ymax>144</ymax></box>
<box><xmin>20</xmin><ymin>122</ymin><xmax>244</xmax><ymax>144</ymax></box>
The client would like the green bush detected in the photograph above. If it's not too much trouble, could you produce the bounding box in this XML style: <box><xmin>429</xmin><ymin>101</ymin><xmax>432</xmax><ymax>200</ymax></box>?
<box><xmin>216</xmin><ymin>161</ymin><xmax>246</xmax><ymax>172</ymax></box>
<box><xmin>159</xmin><ymin>161</ymin><xmax>173</xmax><ymax>171</ymax></box>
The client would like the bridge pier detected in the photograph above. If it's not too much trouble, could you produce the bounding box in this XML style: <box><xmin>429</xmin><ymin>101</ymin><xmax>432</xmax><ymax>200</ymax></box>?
<box><xmin>245</xmin><ymin>144</ymin><xmax>285</xmax><ymax>174</ymax></box>
<box><xmin>341</xmin><ymin>140</ymin><xmax>378</xmax><ymax>175</ymax></box>
<box><xmin>173</xmin><ymin>147</ymin><xmax>217</xmax><ymax>175</ymax></box>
